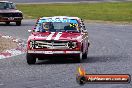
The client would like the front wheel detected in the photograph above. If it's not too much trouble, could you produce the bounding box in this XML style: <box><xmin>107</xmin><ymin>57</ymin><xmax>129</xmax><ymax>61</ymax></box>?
<box><xmin>26</xmin><ymin>53</ymin><xmax>36</xmax><ymax>65</ymax></box>
<box><xmin>75</xmin><ymin>52</ymin><xmax>83</xmax><ymax>63</ymax></box>
<box><xmin>16</xmin><ymin>21</ymin><xmax>21</xmax><ymax>26</ymax></box>
<box><xmin>82</xmin><ymin>52</ymin><xmax>88</xmax><ymax>59</ymax></box>
<box><xmin>82</xmin><ymin>46</ymin><xmax>88</xmax><ymax>59</ymax></box>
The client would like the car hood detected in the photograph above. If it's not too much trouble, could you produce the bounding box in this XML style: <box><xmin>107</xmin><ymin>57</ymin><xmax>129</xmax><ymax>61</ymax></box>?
<box><xmin>28</xmin><ymin>32</ymin><xmax>82</xmax><ymax>42</ymax></box>
<box><xmin>0</xmin><ymin>9</ymin><xmax>22</xmax><ymax>13</ymax></box>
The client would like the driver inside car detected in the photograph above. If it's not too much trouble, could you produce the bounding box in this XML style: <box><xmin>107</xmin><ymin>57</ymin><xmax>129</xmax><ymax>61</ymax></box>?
<box><xmin>35</xmin><ymin>22</ymin><xmax>53</xmax><ymax>32</ymax></box>
<box><xmin>43</xmin><ymin>22</ymin><xmax>50</xmax><ymax>31</ymax></box>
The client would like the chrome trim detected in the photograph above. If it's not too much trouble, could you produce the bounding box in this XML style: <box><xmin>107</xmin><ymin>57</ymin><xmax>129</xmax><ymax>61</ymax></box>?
<box><xmin>30</xmin><ymin>40</ymin><xmax>69</xmax><ymax>49</ymax></box>
<box><xmin>28</xmin><ymin>50</ymin><xmax>80</xmax><ymax>54</ymax></box>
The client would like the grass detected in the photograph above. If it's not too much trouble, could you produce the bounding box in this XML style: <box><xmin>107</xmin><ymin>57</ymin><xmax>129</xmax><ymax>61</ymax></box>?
<box><xmin>17</xmin><ymin>2</ymin><xmax>132</xmax><ymax>22</ymax></box>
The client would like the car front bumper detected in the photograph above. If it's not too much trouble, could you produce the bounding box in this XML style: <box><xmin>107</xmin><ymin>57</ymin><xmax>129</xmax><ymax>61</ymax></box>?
<box><xmin>27</xmin><ymin>50</ymin><xmax>81</xmax><ymax>54</ymax></box>
<box><xmin>27</xmin><ymin>50</ymin><xmax>81</xmax><ymax>59</ymax></box>
<box><xmin>0</xmin><ymin>17</ymin><xmax>23</xmax><ymax>22</ymax></box>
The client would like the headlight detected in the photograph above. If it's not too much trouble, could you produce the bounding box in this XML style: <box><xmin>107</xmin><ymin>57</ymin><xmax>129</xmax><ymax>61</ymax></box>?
<box><xmin>67</xmin><ymin>41</ymin><xmax>77</xmax><ymax>49</ymax></box>
<box><xmin>30</xmin><ymin>40</ymin><xmax>36</xmax><ymax>49</ymax></box>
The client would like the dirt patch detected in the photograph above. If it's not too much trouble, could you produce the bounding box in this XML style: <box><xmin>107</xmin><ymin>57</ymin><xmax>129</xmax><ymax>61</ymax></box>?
<box><xmin>0</xmin><ymin>37</ymin><xmax>17</xmax><ymax>52</ymax></box>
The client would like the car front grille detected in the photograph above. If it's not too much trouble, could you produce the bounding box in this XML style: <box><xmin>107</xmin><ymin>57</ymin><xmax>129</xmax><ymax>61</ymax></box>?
<box><xmin>30</xmin><ymin>40</ymin><xmax>69</xmax><ymax>49</ymax></box>
<box><xmin>0</xmin><ymin>13</ymin><xmax>22</xmax><ymax>17</ymax></box>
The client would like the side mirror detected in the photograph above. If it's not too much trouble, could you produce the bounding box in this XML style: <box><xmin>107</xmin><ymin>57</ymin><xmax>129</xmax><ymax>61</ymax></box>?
<box><xmin>81</xmin><ymin>29</ymin><xmax>88</xmax><ymax>34</ymax></box>
<box><xmin>28</xmin><ymin>30</ymin><xmax>32</xmax><ymax>33</ymax></box>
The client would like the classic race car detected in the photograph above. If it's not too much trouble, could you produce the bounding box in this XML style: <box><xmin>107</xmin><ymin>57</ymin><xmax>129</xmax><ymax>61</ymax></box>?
<box><xmin>26</xmin><ymin>16</ymin><xmax>90</xmax><ymax>64</ymax></box>
<box><xmin>0</xmin><ymin>1</ymin><xmax>23</xmax><ymax>26</ymax></box>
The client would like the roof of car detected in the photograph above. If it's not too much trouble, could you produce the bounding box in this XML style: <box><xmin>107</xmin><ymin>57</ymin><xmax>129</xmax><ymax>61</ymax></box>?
<box><xmin>40</xmin><ymin>16</ymin><xmax>81</xmax><ymax>20</ymax></box>
<box><xmin>0</xmin><ymin>1</ymin><xmax>12</xmax><ymax>3</ymax></box>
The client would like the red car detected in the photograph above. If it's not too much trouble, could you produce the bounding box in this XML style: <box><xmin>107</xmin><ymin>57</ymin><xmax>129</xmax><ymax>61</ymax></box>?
<box><xmin>0</xmin><ymin>1</ymin><xmax>23</xmax><ymax>26</ymax></box>
<box><xmin>26</xmin><ymin>16</ymin><xmax>90</xmax><ymax>64</ymax></box>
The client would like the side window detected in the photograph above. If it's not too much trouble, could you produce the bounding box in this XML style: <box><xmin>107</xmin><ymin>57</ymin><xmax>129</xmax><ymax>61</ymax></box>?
<box><xmin>35</xmin><ymin>23</ymin><xmax>43</xmax><ymax>32</ymax></box>
<box><xmin>10</xmin><ymin>3</ymin><xmax>16</xmax><ymax>9</ymax></box>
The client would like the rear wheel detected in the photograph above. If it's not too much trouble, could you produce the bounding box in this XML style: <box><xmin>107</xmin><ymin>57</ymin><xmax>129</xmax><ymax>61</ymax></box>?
<box><xmin>5</xmin><ymin>22</ymin><xmax>10</xmax><ymax>25</ymax></box>
<box><xmin>16</xmin><ymin>21</ymin><xmax>21</xmax><ymax>26</ymax></box>
<box><xmin>26</xmin><ymin>53</ymin><xmax>36</xmax><ymax>65</ymax></box>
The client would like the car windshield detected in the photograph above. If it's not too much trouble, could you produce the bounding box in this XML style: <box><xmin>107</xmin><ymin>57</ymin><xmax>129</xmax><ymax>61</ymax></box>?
<box><xmin>35</xmin><ymin>19</ymin><xmax>80</xmax><ymax>32</ymax></box>
<box><xmin>0</xmin><ymin>2</ymin><xmax>16</xmax><ymax>9</ymax></box>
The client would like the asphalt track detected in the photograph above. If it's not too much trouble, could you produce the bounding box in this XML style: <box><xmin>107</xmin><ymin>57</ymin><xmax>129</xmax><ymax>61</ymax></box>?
<box><xmin>8</xmin><ymin>0</ymin><xmax>132</xmax><ymax>3</ymax></box>
<box><xmin>0</xmin><ymin>20</ymin><xmax>132</xmax><ymax>88</ymax></box>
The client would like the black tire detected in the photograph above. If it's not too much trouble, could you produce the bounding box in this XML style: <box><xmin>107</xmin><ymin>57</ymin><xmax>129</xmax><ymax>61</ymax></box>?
<box><xmin>5</xmin><ymin>22</ymin><xmax>10</xmax><ymax>25</ymax></box>
<box><xmin>26</xmin><ymin>53</ymin><xmax>36</xmax><ymax>65</ymax></box>
<box><xmin>75</xmin><ymin>52</ymin><xmax>83</xmax><ymax>63</ymax></box>
<box><xmin>82</xmin><ymin>46</ymin><xmax>88</xmax><ymax>59</ymax></box>
<box><xmin>82</xmin><ymin>52</ymin><xmax>88</xmax><ymax>59</ymax></box>
<box><xmin>16</xmin><ymin>21</ymin><xmax>21</xmax><ymax>26</ymax></box>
